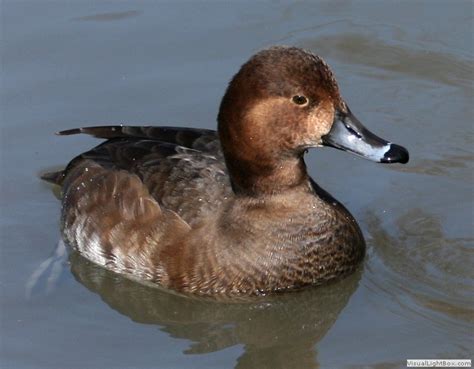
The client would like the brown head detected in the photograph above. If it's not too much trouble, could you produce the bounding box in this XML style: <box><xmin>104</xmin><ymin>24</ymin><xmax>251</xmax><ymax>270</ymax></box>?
<box><xmin>218</xmin><ymin>46</ymin><xmax>408</xmax><ymax>196</ymax></box>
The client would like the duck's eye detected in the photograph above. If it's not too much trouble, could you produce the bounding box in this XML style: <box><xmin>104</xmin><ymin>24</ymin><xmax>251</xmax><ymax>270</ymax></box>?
<box><xmin>292</xmin><ymin>95</ymin><xmax>308</xmax><ymax>106</ymax></box>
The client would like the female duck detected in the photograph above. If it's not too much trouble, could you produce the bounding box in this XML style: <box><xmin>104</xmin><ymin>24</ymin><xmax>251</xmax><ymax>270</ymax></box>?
<box><xmin>45</xmin><ymin>46</ymin><xmax>408</xmax><ymax>296</ymax></box>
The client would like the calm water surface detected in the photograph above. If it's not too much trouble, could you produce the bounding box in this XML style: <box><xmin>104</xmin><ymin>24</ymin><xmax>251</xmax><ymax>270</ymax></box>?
<box><xmin>1</xmin><ymin>1</ymin><xmax>473</xmax><ymax>368</ymax></box>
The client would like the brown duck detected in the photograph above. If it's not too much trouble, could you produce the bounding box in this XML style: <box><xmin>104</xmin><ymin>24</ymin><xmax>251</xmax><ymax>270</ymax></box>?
<box><xmin>43</xmin><ymin>46</ymin><xmax>409</xmax><ymax>297</ymax></box>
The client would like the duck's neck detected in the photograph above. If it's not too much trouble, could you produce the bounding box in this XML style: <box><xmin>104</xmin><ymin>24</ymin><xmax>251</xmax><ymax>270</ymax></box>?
<box><xmin>225</xmin><ymin>154</ymin><xmax>310</xmax><ymax>196</ymax></box>
<box><xmin>217</xmin><ymin>83</ymin><xmax>311</xmax><ymax>196</ymax></box>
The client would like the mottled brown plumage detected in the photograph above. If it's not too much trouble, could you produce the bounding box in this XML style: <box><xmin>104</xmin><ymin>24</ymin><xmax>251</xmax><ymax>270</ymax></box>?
<box><xmin>43</xmin><ymin>46</ymin><xmax>409</xmax><ymax>297</ymax></box>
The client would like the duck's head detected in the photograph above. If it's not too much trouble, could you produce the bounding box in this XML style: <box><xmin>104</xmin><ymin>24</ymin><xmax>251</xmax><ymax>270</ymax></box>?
<box><xmin>218</xmin><ymin>46</ymin><xmax>409</xmax><ymax>195</ymax></box>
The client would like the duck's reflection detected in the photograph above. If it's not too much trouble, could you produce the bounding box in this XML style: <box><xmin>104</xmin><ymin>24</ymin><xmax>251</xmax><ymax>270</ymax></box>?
<box><xmin>69</xmin><ymin>251</ymin><xmax>362</xmax><ymax>369</ymax></box>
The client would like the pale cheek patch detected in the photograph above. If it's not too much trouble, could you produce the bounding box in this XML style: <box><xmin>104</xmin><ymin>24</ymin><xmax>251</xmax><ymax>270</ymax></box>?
<box><xmin>245</xmin><ymin>97</ymin><xmax>288</xmax><ymax>124</ymax></box>
<box><xmin>242</xmin><ymin>97</ymin><xmax>288</xmax><ymax>145</ymax></box>
<box><xmin>305</xmin><ymin>102</ymin><xmax>335</xmax><ymax>145</ymax></box>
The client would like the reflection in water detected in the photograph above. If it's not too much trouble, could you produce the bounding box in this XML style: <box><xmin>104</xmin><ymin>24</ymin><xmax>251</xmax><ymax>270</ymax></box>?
<box><xmin>365</xmin><ymin>209</ymin><xmax>474</xmax><ymax>346</ymax></box>
<box><xmin>69</xmin><ymin>252</ymin><xmax>362</xmax><ymax>369</ymax></box>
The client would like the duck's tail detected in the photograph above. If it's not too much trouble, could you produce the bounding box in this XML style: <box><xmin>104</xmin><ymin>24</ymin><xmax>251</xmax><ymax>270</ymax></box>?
<box><xmin>40</xmin><ymin>169</ymin><xmax>66</xmax><ymax>185</ymax></box>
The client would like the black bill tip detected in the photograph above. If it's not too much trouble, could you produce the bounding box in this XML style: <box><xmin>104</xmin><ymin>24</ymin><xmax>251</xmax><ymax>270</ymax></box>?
<box><xmin>381</xmin><ymin>143</ymin><xmax>409</xmax><ymax>164</ymax></box>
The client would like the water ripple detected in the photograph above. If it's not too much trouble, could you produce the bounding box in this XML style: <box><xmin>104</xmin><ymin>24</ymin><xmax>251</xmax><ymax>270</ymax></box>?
<box><xmin>72</xmin><ymin>10</ymin><xmax>142</xmax><ymax>22</ymax></box>
<box><xmin>278</xmin><ymin>20</ymin><xmax>473</xmax><ymax>89</ymax></box>
<box><xmin>363</xmin><ymin>208</ymin><xmax>474</xmax><ymax>349</ymax></box>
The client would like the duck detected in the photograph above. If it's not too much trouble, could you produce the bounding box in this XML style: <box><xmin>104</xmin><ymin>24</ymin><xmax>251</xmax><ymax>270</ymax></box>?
<box><xmin>43</xmin><ymin>46</ymin><xmax>409</xmax><ymax>297</ymax></box>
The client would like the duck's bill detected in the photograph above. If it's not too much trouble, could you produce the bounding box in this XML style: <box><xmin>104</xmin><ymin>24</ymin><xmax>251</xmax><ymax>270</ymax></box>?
<box><xmin>321</xmin><ymin>108</ymin><xmax>409</xmax><ymax>164</ymax></box>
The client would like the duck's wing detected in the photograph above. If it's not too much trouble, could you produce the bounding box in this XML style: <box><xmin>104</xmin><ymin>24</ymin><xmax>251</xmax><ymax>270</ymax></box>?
<box><xmin>61</xmin><ymin>159</ymin><xmax>192</xmax><ymax>283</ymax></box>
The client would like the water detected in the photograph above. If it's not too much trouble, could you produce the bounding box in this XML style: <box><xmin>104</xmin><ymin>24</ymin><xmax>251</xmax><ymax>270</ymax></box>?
<box><xmin>1</xmin><ymin>1</ymin><xmax>473</xmax><ymax>368</ymax></box>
